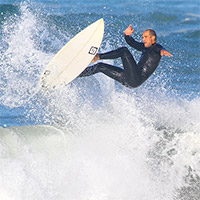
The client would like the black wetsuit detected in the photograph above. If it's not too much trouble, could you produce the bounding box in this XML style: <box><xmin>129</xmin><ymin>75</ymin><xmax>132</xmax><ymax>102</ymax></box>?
<box><xmin>80</xmin><ymin>35</ymin><xmax>163</xmax><ymax>88</ymax></box>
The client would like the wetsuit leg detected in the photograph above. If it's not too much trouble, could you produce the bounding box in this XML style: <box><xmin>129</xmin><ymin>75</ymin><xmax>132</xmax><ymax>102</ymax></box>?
<box><xmin>99</xmin><ymin>47</ymin><xmax>143</xmax><ymax>87</ymax></box>
<box><xmin>80</xmin><ymin>47</ymin><xmax>143</xmax><ymax>88</ymax></box>
<box><xmin>79</xmin><ymin>62</ymin><xmax>127</xmax><ymax>86</ymax></box>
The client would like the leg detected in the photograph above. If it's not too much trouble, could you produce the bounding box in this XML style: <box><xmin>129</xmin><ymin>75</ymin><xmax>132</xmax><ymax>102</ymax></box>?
<box><xmin>99</xmin><ymin>47</ymin><xmax>143</xmax><ymax>87</ymax></box>
<box><xmin>79</xmin><ymin>62</ymin><xmax>127</xmax><ymax>86</ymax></box>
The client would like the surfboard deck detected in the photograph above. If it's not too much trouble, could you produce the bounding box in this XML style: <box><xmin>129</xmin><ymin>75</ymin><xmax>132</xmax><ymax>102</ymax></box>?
<box><xmin>40</xmin><ymin>18</ymin><xmax>104</xmax><ymax>90</ymax></box>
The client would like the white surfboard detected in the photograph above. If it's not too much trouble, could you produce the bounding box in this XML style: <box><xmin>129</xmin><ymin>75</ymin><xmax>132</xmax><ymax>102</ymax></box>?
<box><xmin>40</xmin><ymin>18</ymin><xmax>104</xmax><ymax>90</ymax></box>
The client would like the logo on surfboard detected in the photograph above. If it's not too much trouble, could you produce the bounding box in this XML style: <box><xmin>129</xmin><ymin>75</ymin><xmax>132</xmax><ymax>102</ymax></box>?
<box><xmin>88</xmin><ymin>46</ymin><xmax>98</xmax><ymax>55</ymax></box>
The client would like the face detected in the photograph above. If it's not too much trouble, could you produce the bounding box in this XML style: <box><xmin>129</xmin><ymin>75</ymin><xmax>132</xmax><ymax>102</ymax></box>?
<box><xmin>142</xmin><ymin>30</ymin><xmax>156</xmax><ymax>48</ymax></box>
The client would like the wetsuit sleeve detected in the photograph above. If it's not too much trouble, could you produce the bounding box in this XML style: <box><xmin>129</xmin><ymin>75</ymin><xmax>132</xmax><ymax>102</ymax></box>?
<box><xmin>154</xmin><ymin>44</ymin><xmax>164</xmax><ymax>55</ymax></box>
<box><xmin>124</xmin><ymin>35</ymin><xmax>144</xmax><ymax>51</ymax></box>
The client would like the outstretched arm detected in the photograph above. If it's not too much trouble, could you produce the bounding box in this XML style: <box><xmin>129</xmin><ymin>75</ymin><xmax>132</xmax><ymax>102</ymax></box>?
<box><xmin>124</xmin><ymin>24</ymin><xmax>134</xmax><ymax>36</ymax></box>
<box><xmin>160</xmin><ymin>49</ymin><xmax>173</xmax><ymax>57</ymax></box>
<box><xmin>124</xmin><ymin>25</ymin><xmax>144</xmax><ymax>51</ymax></box>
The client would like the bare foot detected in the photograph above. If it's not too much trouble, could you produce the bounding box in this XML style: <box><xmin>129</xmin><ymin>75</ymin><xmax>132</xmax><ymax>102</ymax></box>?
<box><xmin>91</xmin><ymin>54</ymin><xmax>100</xmax><ymax>63</ymax></box>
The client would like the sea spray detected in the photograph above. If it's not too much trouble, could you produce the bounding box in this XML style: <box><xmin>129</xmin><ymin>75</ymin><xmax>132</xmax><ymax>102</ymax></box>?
<box><xmin>0</xmin><ymin>1</ymin><xmax>199</xmax><ymax>200</ymax></box>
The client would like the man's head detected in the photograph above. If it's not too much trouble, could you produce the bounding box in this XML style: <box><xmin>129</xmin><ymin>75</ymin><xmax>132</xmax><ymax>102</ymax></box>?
<box><xmin>142</xmin><ymin>29</ymin><xmax>157</xmax><ymax>48</ymax></box>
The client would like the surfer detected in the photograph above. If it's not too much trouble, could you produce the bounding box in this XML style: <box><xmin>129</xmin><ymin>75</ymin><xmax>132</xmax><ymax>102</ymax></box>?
<box><xmin>79</xmin><ymin>25</ymin><xmax>172</xmax><ymax>88</ymax></box>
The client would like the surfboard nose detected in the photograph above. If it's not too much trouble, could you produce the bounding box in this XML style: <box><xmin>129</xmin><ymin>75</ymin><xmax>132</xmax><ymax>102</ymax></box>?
<box><xmin>99</xmin><ymin>18</ymin><xmax>104</xmax><ymax>23</ymax></box>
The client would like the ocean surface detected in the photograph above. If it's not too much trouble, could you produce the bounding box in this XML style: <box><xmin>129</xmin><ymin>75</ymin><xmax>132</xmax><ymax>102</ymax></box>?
<box><xmin>0</xmin><ymin>0</ymin><xmax>200</xmax><ymax>199</ymax></box>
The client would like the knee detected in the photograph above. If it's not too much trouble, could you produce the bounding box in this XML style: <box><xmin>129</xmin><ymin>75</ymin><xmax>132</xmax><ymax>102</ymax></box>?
<box><xmin>118</xmin><ymin>47</ymin><xmax>131</xmax><ymax>57</ymax></box>
<box><xmin>118</xmin><ymin>46</ymin><xmax>129</xmax><ymax>52</ymax></box>
<box><xmin>120</xmin><ymin>47</ymin><xmax>128</xmax><ymax>51</ymax></box>
<box><xmin>126</xmin><ymin>79</ymin><xmax>144</xmax><ymax>88</ymax></box>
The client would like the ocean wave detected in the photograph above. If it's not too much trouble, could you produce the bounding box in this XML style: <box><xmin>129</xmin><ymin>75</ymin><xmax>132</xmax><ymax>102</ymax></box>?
<box><xmin>185</xmin><ymin>30</ymin><xmax>200</xmax><ymax>39</ymax></box>
<box><xmin>149</xmin><ymin>12</ymin><xmax>178</xmax><ymax>22</ymax></box>
<box><xmin>1</xmin><ymin>92</ymin><xmax>200</xmax><ymax>200</ymax></box>
<box><xmin>0</xmin><ymin>1</ymin><xmax>199</xmax><ymax>199</ymax></box>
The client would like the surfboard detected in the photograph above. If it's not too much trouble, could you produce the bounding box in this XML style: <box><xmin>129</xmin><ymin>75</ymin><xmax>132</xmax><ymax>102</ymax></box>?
<box><xmin>40</xmin><ymin>18</ymin><xmax>104</xmax><ymax>90</ymax></box>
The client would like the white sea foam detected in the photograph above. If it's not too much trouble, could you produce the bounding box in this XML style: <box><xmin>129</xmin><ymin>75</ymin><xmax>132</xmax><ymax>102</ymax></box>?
<box><xmin>0</xmin><ymin>2</ymin><xmax>199</xmax><ymax>200</ymax></box>
<box><xmin>0</xmin><ymin>93</ymin><xmax>200</xmax><ymax>200</ymax></box>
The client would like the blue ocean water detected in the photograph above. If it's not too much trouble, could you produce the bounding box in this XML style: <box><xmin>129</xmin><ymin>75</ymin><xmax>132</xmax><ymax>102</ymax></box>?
<box><xmin>0</xmin><ymin>0</ymin><xmax>200</xmax><ymax>200</ymax></box>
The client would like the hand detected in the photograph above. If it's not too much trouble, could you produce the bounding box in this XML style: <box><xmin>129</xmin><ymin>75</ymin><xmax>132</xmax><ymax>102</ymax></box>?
<box><xmin>160</xmin><ymin>50</ymin><xmax>173</xmax><ymax>57</ymax></box>
<box><xmin>124</xmin><ymin>24</ymin><xmax>134</xmax><ymax>36</ymax></box>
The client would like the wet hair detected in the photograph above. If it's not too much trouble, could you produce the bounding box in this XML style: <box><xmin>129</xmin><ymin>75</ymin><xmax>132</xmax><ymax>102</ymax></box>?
<box><xmin>146</xmin><ymin>29</ymin><xmax>157</xmax><ymax>41</ymax></box>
